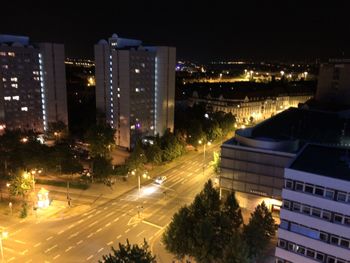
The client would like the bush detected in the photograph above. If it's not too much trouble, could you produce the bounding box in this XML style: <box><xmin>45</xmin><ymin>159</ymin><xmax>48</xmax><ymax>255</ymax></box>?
<box><xmin>35</xmin><ymin>179</ymin><xmax>89</xmax><ymax>190</ymax></box>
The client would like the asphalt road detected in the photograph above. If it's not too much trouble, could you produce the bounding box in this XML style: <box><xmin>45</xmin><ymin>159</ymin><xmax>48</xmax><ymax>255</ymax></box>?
<box><xmin>2</xmin><ymin>146</ymin><xmax>217</xmax><ymax>263</ymax></box>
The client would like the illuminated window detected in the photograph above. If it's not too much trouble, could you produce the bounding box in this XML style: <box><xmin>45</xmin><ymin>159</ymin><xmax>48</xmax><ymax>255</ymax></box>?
<box><xmin>135</xmin><ymin>88</ymin><xmax>140</xmax><ymax>92</ymax></box>
<box><xmin>2</xmin><ymin>65</ymin><xmax>8</xmax><ymax>69</ymax></box>
<box><xmin>117</xmin><ymin>94</ymin><xmax>120</xmax><ymax>98</ymax></box>
<box><xmin>135</xmin><ymin>69</ymin><xmax>140</xmax><ymax>73</ymax></box>
<box><xmin>21</xmin><ymin>107</ymin><xmax>28</xmax><ymax>111</ymax></box>
<box><xmin>4</xmin><ymin>96</ymin><xmax>11</xmax><ymax>101</ymax></box>
<box><xmin>0</xmin><ymin>52</ymin><xmax>6</xmax><ymax>56</ymax></box>
<box><xmin>12</xmin><ymin>96</ymin><xmax>19</xmax><ymax>100</ymax></box>
<box><xmin>2</xmin><ymin>78</ymin><xmax>6</xmax><ymax>82</ymax></box>
<box><xmin>11</xmin><ymin>83</ymin><xmax>18</xmax><ymax>88</ymax></box>
<box><xmin>10</xmin><ymin>77</ymin><xmax>18</xmax><ymax>82</ymax></box>
<box><xmin>8</xmin><ymin>52</ymin><xmax>15</xmax><ymax>57</ymax></box>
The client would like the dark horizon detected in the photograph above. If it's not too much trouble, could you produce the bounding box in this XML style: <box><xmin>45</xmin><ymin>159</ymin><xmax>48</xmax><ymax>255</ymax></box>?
<box><xmin>2</xmin><ymin>1</ymin><xmax>350</xmax><ymax>62</ymax></box>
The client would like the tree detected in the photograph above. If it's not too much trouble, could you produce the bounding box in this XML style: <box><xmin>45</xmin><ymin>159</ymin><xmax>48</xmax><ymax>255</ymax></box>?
<box><xmin>222</xmin><ymin>192</ymin><xmax>243</xmax><ymax>230</ymax></box>
<box><xmin>8</xmin><ymin>170</ymin><xmax>33</xmax><ymax>199</ymax></box>
<box><xmin>243</xmin><ymin>201</ymin><xmax>276</xmax><ymax>259</ymax></box>
<box><xmin>145</xmin><ymin>144</ymin><xmax>162</xmax><ymax>164</ymax></box>
<box><xmin>211</xmin><ymin>151</ymin><xmax>221</xmax><ymax>174</ymax></box>
<box><xmin>92</xmin><ymin>156</ymin><xmax>113</xmax><ymax>182</ymax></box>
<box><xmin>100</xmin><ymin>239</ymin><xmax>156</xmax><ymax>263</ymax></box>
<box><xmin>222</xmin><ymin>232</ymin><xmax>250</xmax><ymax>263</ymax></box>
<box><xmin>47</xmin><ymin>120</ymin><xmax>68</xmax><ymax>140</ymax></box>
<box><xmin>85</xmin><ymin>124</ymin><xmax>115</xmax><ymax>157</ymax></box>
<box><xmin>163</xmin><ymin>206</ymin><xmax>194</xmax><ymax>260</ymax></box>
<box><xmin>126</xmin><ymin>141</ymin><xmax>147</xmax><ymax>171</ymax></box>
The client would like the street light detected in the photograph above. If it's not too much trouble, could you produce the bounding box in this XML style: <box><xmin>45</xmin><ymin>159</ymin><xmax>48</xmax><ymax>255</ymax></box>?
<box><xmin>198</xmin><ymin>140</ymin><xmax>211</xmax><ymax>176</ymax></box>
<box><xmin>0</xmin><ymin>230</ymin><xmax>8</xmax><ymax>262</ymax></box>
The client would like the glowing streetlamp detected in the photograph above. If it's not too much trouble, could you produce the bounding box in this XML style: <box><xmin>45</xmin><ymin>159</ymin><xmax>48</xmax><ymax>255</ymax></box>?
<box><xmin>198</xmin><ymin>140</ymin><xmax>211</xmax><ymax>176</ymax></box>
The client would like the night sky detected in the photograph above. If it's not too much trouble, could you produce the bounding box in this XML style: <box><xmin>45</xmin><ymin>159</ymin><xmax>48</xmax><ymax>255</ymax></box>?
<box><xmin>2</xmin><ymin>1</ymin><xmax>350</xmax><ymax>62</ymax></box>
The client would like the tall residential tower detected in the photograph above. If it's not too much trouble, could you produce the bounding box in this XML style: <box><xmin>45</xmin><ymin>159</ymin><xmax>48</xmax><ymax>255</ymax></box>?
<box><xmin>0</xmin><ymin>34</ymin><xmax>68</xmax><ymax>133</ymax></box>
<box><xmin>94</xmin><ymin>34</ymin><xmax>175</xmax><ymax>149</ymax></box>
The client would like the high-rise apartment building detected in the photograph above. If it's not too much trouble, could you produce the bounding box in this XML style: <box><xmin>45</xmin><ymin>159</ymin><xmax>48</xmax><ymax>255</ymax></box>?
<box><xmin>94</xmin><ymin>34</ymin><xmax>175</xmax><ymax>149</ymax></box>
<box><xmin>0</xmin><ymin>34</ymin><xmax>68</xmax><ymax>133</ymax></box>
<box><xmin>275</xmin><ymin>144</ymin><xmax>350</xmax><ymax>263</ymax></box>
<box><xmin>316</xmin><ymin>59</ymin><xmax>350</xmax><ymax>106</ymax></box>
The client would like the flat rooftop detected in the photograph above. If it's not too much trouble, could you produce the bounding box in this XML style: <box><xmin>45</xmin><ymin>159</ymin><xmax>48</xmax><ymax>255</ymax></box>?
<box><xmin>290</xmin><ymin>144</ymin><xmax>350</xmax><ymax>182</ymax></box>
<box><xmin>252</xmin><ymin>107</ymin><xmax>347</xmax><ymax>143</ymax></box>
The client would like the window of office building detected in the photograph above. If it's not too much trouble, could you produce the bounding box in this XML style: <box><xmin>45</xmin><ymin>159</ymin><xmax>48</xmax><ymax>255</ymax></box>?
<box><xmin>325</xmin><ymin>189</ymin><xmax>334</xmax><ymax>199</ymax></box>
<box><xmin>315</xmin><ymin>187</ymin><xmax>324</xmax><ymax>196</ymax></box>
<box><xmin>337</xmin><ymin>192</ymin><xmax>347</xmax><ymax>202</ymax></box>
<box><xmin>295</xmin><ymin>182</ymin><xmax>303</xmax><ymax>191</ymax></box>
<box><xmin>305</xmin><ymin>184</ymin><xmax>314</xmax><ymax>194</ymax></box>
<box><xmin>285</xmin><ymin>180</ymin><xmax>293</xmax><ymax>189</ymax></box>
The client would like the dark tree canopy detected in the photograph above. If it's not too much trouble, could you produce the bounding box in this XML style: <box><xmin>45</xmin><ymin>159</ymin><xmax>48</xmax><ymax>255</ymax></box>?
<box><xmin>100</xmin><ymin>239</ymin><xmax>156</xmax><ymax>263</ymax></box>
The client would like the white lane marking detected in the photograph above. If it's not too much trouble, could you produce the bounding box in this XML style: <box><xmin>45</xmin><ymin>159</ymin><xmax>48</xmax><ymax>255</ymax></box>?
<box><xmin>45</xmin><ymin>244</ymin><xmax>58</xmax><ymax>253</ymax></box>
<box><xmin>87</xmin><ymin>233</ymin><xmax>94</xmax><ymax>238</ymax></box>
<box><xmin>8</xmin><ymin>257</ymin><xmax>15</xmax><ymax>262</ymax></box>
<box><xmin>125</xmin><ymin>228</ymin><xmax>130</xmax><ymax>233</ymax></box>
<box><xmin>96</xmin><ymin>228</ymin><xmax>102</xmax><ymax>233</ymax></box>
<box><xmin>97</xmin><ymin>247</ymin><xmax>104</xmax><ymax>253</ymax></box>
<box><xmin>87</xmin><ymin>215</ymin><xmax>93</xmax><ymax>219</ymax></box>
<box><xmin>57</xmin><ymin>230</ymin><xmax>65</xmax><ymax>235</ymax></box>
<box><xmin>4</xmin><ymin>247</ymin><xmax>15</xmax><ymax>253</ymax></box>
<box><xmin>113</xmin><ymin>217</ymin><xmax>119</xmax><ymax>222</ymax></box>
<box><xmin>76</xmin><ymin>240</ymin><xmax>83</xmax><ymax>245</ymax></box>
<box><xmin>107</xmin><ymin>241</ymin><xmax>113</xmax><ymax>246</ymax></box>
<box><xmin>68</xmin><ymin>224</ymin><xmax>75</xmax><ymax>229</ymax></box>
<box><xmin>122</xmin><ymin>204</ymin><xmax>128</xmax><ymax>208</ymax></box>
<box><xmin>112</xmin><ymin>202</ymin><xmax>117</xmax><ymax>205</ymax></box>
<box><xmin>21</xmin><ymin>249</ymin><xmax>28</xmax><ymax>255</ymax></box>
<box><xmin>46</xmin><ymin>236</ymin><xmax>53</xmax><ymax>241</ymax></box>
<box><xmin>95</xmin><ymin>210</ymin><xmax>102</xmax><ymax>215</ymax></box>
<box><xmin>136</xmin><ymin>230</ymin><xmax>146</xmax><ymax>237</ymax></box>
<box><xmin>34</xmin><ymin>242</ymin><xmax>41</xmax><ymax>247</ymax></box>
<box><xmin>78</xmin><ymin>219</ymin><xmax>84</xmax><ymax>224</ymax></box>
<box><xmin>15</xmin><ymin>239</ymin><xmax>26</xmax><ymax>244</ymax></box>
<box><xmin>88</xmin><ymin>221</ymin><xmax>98</xmax><ymax>227</ymax></box>
<box><xmin>53</xmin><ymin>254</ymin><xmax>60</xmax><ymax>260</ymax></box>
<box><xmin>159</xmin><ymin>215</ymin><xmax>166</xmax><ymax>221</ymax></box>
<box><xmin>105</xmin><ymin>222</ymin><xmax>111</xmax><ymax>227</ymax></box>
<box><xmin>122</xmin><ymin>213</ymin><xmax>126</xmax><ymax>217</ymax></box>
<box><xmin>116</xmin><ymin>234</ymin><xmax>122</xmax><ymax>239</ymax></box>
<box><xmin>68</xmin><ymin>232</ymin><xmax>79</xmax><ymax>239</ymax></box>
<box><xmin>86</xmin><ymin>255</ymin><xmax>93</xmax><ymax>261</ymax></box>
<box><xmin>65</xmin><ymin>246</ymin><xmax>74</xmax><ymax>252</ymax></box>
<box><xmin>104</xmin><ymin>207</ymin><xmax>108</xmax><ymax>210</ymax></box>
<box><xmin>84</xmin><ymin>209</ymin><xmax>96</xmax><ymax>216</ymax></box>
<box><xmin>149</xmin><ymin>235</ymin><xmax>154</xmax><ymax>241</ymax></box>
<box><xmin>187</xmin><ymin>172</ymin><xmax>193</xmax><ymax>177</ymax></box>
<box><xmin>128</xmin><ymin>208</ymin><xmax>134</xmax><ymax>213</ymax></box>
<box><xmin>104</xmin><ymin>211</ymin><xmax>115</xmax><ymax>218</ymax></box>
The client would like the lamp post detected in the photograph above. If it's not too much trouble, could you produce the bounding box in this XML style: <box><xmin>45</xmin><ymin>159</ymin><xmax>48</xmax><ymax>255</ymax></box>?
<box><xmin>198</xmin><ymin>140</ymin><xmax>211</xmax><ymax>176</ymax></box>
<box><xmin>0</xmin><ymin>230</ymin><xmax>8</xmax><ymax>263</ymax></box>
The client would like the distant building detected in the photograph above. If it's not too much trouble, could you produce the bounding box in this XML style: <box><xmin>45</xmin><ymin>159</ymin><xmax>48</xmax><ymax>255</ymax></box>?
<box><xmin>316</xmin><ymin>59</ymin><xmax>350</xmax><ymax>106</ymax></box>
<box><xmin>94</xmin><ymin>34</ymin><xmax>175</xmax><ymax>149</ymax></box>
<box><xmin>191</xmin><ymin>93</ymin><xmax>312</xmax><ymax>124</ymax></box>
<box><xmin>0</xmin><ymin>34</ymin><xmax>68</xmax><ymax>133</ymax></box>
<box><xmin>275</xmin><ymin>144</ymin><xmax>350</xmax><ymax>263</ymax></box>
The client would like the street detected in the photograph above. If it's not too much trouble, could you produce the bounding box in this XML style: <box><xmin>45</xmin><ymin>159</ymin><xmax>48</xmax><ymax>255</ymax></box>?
<box><xmin>1</xmin><ymin>146</ymin><xmax>216</xmax><ymax>263</ymax></box>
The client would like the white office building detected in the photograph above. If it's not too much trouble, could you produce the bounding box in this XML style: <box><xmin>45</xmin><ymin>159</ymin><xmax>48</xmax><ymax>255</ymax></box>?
<box><xmin>94</xmin><ymin>34</ymin><xmax>175</xmax><ymax>149</ymax></box>
<box><xmin>0</xmin><ymin>34</ymin><xmax>68</xmax><ymax>133</ymax></box>
<box><xmin>275</xmin><ymin>144</ymin><xmax>350</xmax><ymax>263</ymax></box>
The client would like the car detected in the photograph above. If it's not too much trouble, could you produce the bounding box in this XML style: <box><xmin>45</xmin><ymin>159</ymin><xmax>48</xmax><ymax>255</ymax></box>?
<box><xmin>154</xmin><ymin>176</ymin><xmax>167</xmax><ymax>184</ymax></box>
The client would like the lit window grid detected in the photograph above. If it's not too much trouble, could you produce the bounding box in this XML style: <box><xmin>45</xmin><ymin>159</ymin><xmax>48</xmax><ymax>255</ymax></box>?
<box><xmin>109</xmin><ymin>55</ymin><xmax>114</xmax><ymax>127</ymax></box>
<box><xmin>38</xmin><ymin>53</ymin><xmax>47</xmax><ymax>130</ymax></box>
<box><xmin>154</xmin><ymin>57</ymin><xmax>158</xmax><ymax>134</ymax></box>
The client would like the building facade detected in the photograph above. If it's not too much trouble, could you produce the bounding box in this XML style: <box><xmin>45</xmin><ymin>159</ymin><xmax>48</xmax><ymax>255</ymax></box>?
<box><xmin>0</xmin><ymin>35</ymin><xmax>68</xmax><ymax>133</ymax></box>
<box><xmin>190</xmin><ymin>93</ymin><xmax>312</xmax><ymax>124</ymax></box>
<box><xmin>94</xmin><ymin>34</ymin><xmax>175</xmax><ymax>149</ymax></box>
<box><xmin>275</xmin><ymin>144</ymin><xmax>350</xmax><ymax>263</ymax></box>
